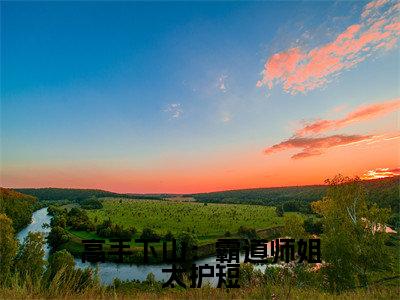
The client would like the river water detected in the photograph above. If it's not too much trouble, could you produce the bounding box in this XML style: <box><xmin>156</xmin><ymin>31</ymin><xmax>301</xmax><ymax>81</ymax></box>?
<box><xmin>18</xmin><ymin>208</ymin><xmax>272</xmax><ymax>285</ymax></box>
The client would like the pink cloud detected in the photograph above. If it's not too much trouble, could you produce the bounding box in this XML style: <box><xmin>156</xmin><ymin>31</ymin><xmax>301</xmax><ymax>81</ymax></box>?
<box><xmin>296</xmin><ymin>98</ymin><xmax>400</xmax><ymax>136</ymax></box>
<box><xmin>257</xmin><ymin>0</ymin><xmax>400</xmax><ymax>94</ymax></box>
<box><xmin>264</xmin><ymin>134</ymin><xmax>374</xmax><ymax>159</ymax></box>
<box><xmin>332</xmin><ymin>104</ymin><xmax>348</xmax><ymax>113</ymax></box>
<box><xmin>362</xmin><ymin>0</ymin><xmax>389</xmax><ymax>19</ymax></box>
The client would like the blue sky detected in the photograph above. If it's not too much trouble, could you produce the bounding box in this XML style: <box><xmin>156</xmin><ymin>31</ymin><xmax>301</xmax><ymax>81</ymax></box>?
<box><xmin>1</xmin><ymin>1</ymin><xmax>399</xmax><ymax>193</ymax></box>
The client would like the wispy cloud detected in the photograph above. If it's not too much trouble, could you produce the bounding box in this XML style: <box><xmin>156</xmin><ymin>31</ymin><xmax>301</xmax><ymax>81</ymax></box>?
<box><xmin>257</xmin><ymin>0</ymin><xmax>400</xmax><ymax>94</ymax></box>
<box><xmin>296</xmin><ymin>98</ymin><xmax>400</xmax><ymax>136</ymax></box>
<box><xmin>331</xmin><ymin>104</ymin><xmax>348</xmax><ymax>113</ymax></box>
<box><xmin>264</xmin><ymin>134</ymin><xmax>375</xmax><ymax>159</ymax></box>
<box><xmin>217</xmin><ymin>74</ymin><xmax>228</xmax><ymax>92</ymax></box>
<box><xmin>164</xmin><ymin>103</ymin><xmax>183</xmax><ymax>119</ymax></box>
<box><xmin>263</xmin><ymin>97</ymin><xmax>400</xmax><ymax>159</ymax></box>
<box><xmin>361</xmin><ymin>167</ymin><xmax>400</xmax><ymax>179</ymax></box>
<box><xmin>221</xmin><ymin>111</ymin><xmax>233</xmax><ymax>123</ymax></box>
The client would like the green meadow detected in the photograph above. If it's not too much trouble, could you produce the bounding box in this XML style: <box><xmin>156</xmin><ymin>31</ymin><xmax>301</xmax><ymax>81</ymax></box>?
<box><xmin>85</xmin><ymin>197</ymin><xmax>283</xmax><ymax>238</ymax></box>
<box><xmin>63</xmin><ymin>198</ymin><xmax>286</xmax><ymax>261</ymax></box>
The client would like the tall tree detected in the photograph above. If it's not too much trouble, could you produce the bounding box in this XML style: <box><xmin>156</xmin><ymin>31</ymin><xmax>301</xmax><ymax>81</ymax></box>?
<box><xmin>46</xmin><ymin>249</ymin><xmax>75</xmax><ymax>279</ymax></box>
<box><xmin>47</xmin><ymin>226</ymin><xmax>70</xmax><ymax>251</ymax></box>
<box><xmin>282</xmin><ymin>214</ymin><xmax>306</xmax><ymax>239</ymax></box>
<box><xmin>0</xmin><ymin>213</ymin><xmax>18</xmax><ymax>285</ymax></box>
<box><xmin>14</xmin><ymin>232</ymin><xmax>46</xmax><ymax>282</ymax></box>
<box><xmin>312</xmin><ymin>175</ymin><xmax>392</xmax><ymax>291</ymax></box>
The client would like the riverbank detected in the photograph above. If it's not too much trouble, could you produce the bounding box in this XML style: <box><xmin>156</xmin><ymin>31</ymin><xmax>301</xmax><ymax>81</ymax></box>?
<box><xmin>19</xmin><ymin>208</ymin><xmax>287</xmax><ymax>285</ymax></box>
<box><xmin>61</xmin><ymin>227</ymin><xmax>283</xmax><ymax>265</ymax></box>
<box><xmin>60</xmin><ymin>230</ymin><xmax>219</xmax><ymax>265</ymax></box>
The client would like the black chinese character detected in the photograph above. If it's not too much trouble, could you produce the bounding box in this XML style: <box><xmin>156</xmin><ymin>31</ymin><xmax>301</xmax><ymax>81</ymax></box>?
<box><xmin>135</xmin><ymin>238</ymin><xmax>160</xmax><ymax>264</ymax></box>
<box><xmin>82</xmin><ymin>239</ymin><xmax>105</xmax><ymax>263</ymax></box>
<box><xmin>162</xmin><ymin>264</ymin><xmax>186</xmax><ymax>288</ymax></box>
<box><xmin>215</xmin><ymin>263</ymin><xmax>240</xmax><ymax>288</ymax></box>
<box><xmin>270</xmin><ymin>239</ymin><xmax>281</xmax><ymax>264</ymax></box>
<box><xmin>297</xmin><ymin>239</ymin><xmax>307</xmax><ymax>263</ymax></box>
<box><xmin>109</xmin><ymin>238</ymin><xmax>132</xmax><ymax>263</ymax></box>
<box><xmin>280</xmin><ymin>238</ymin><xmax>295</xmax><ymax>263</ymax></box>
<box><xmin>308</xmin><ymin>238</ymin><xmax>321</xmax><ymax>263</ymax></box>
<box><xmin>244</xmin><ymin>239</ymin><xmax>268</xmax><ymax>264</ymax></box>
<box><xmin>216</xmin><ymin>239</ymin><xmax>240</xmax><ymax>263</ymax></box>
<box><xmin>197</xmin><ymin>264</ymin><xmax>214</xmax><ymax>288</ymax></box>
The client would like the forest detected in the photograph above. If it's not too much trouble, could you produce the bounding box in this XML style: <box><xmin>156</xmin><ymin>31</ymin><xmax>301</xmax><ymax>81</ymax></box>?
<box><xmin>0</xmin><ymin>188</ymin><xmax>38</xmax><ymax>231</ymax></box>
<box><xmin>15</xmin><ymin>187</ymin><xmax>164</xmax><ymax>202</ymax></box>
<box><xmin>191</xmin><ymin>176</ymin><xmax>400</xmax><ymax>225</ymax></box>
<box><xmin>17</xmin><ymin>176</ymin><xmax>399</xmax><ymax>213</ymax></box>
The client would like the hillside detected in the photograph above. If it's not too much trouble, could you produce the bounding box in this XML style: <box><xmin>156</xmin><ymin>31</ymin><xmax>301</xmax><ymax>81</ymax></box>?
<box><xmin>14</xmin><ymin>188</ymin><xmax>163</xmax><ymax>202</ymax></box>
<box><xmin>0</xmin><ymin>188</ymin><xmax>37</xmax><ymax>231</ymax></box>
<box><xmin>191</xmin><ymin>176</ymin><xmax>400</xmax><ymax>213</ymax></box>
<box><xmin>12</xmin><ymin>176</ymin><xmax>399</xmax><ymax>213</ymax></box>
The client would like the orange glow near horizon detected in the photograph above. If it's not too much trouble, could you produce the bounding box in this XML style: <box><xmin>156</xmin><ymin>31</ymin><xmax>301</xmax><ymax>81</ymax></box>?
<box><xmin>2</xmin><ymin>133</ymin><xmax>398</xmax><ymax>194</ymax></box>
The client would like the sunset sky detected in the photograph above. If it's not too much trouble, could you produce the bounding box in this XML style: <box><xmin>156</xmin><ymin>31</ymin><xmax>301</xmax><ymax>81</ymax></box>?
<box><xmin>1</xmin><ymin>0</ymin><xmax>399</xmax><ymax>193</ymax></box>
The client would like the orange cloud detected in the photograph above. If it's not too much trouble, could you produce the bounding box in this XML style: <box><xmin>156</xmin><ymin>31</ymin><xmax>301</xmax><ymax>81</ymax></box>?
<box><xmin>296</xmin><ymin>98</ymin><xmax>400</xmax><ymax>136</ymax></box>
<box><xmin>360</xmin><ymin>167</ymin><xmax>400</xmax><ymax>179</ymax></box>
<box><xmin>257</xmin><ymin>0</ymin><xmax>400</xmax><ymax>94</ymax></box>
<box><xmin>264</xmin><ymin>134</ymin><xmax>374</xmax><ymax>159</ymax></box>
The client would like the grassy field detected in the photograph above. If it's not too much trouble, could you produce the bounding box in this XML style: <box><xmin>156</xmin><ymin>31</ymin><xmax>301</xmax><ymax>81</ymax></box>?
<box><xmin>86</xmin><ymin>197</ymin><xmax>283</xmax><ymax>238</ymax></box>
<box><xmin>63</xmin><ymin>198</ymin><xmax>287</xmax><ymax>262</ymax></box>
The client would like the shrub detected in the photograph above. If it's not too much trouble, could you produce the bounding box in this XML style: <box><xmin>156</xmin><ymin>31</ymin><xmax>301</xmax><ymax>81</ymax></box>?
<box><xmin>238</xmin><ymin>226</ymin><xmax>258</xmax><ymax>239</ymax></box>
<box><xmin>47</xmin><ymin>226</ymin><xmax>70</xmax><ymax>251</ymax></box>
<box><xmin>140</xmin><ymin>228</ymin><xmax>160</xmax><ymax>240</ymax></box>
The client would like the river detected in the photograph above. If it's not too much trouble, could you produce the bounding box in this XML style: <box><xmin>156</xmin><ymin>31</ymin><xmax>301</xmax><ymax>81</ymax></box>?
<box><xmin>18</xmin><ymin>207</ymin><xmax>273</xmax><ymax>285</ymax></box>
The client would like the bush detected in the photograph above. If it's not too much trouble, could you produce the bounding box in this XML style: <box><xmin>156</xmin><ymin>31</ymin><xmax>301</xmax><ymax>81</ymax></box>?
<box><xmin>239</xmin><ymin>263</ymin><xmax>255</xmax><ymax>286</ymax></box>
<box><xmin>67</xmin><ymin>208</ymin><xmax>95</xmax><ymax>231</ymax></box>
<box><xmin>81</xmin><ymin>197</ymin><xmax>103</xmax><ymax>210</ymax></box>
<box><xmin>276</xmin><ymin>205</ymin><xmax>284</xmax><ymax>217</ymax></box>
<box><xmin>14</xmin><ymin>232</ymin><xmax>46</xmax><ymax>281</ymax></box>
<box><xmin>176</xmin><ymin>231</ymin><xmax>198</xmax><ymax>259</ymax></box>
<box><xmin>50</xmin><ymin>215</ymin><xmax>67</xmax><ymax>228</ymax></box>
<box><xmin>303</xmin><ymin>217</ymin><xmax>323</xmax><ymax>234</ymax></box>
<box><xmin>96</xmin><ymin>220</ymin><xmax>136</xmax><ymax>238</ymax></box>
<box><xmin>163</xmin><ymin>231</ymin><xmax>174</xmax><ymax>241</ymax></box>
<box><xmin>46</xmin><ymin>249</ymin><xmax>75</xmax><ymax>278</ymax></box>
<box><xmin>47</xmin><ymin>226</ymin><xmax>70</xmax><ymax>251</ymax></box>
<box><xmin>140</xmin><ymin>228</ymin><xmax>160</xmax><ymax>240</ymax></box>
<box><xmin>238</xmin><ymin>226</ymin><xmax>258</xmax><ymax>239</ymax></box>
<box><xmin>388</xmin><ymin>213</ymin><xmax>400</xmax><ymax>229</ymax></box>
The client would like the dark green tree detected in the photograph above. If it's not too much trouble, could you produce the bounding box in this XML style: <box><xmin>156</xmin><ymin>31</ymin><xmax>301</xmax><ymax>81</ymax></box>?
<box><xmin>283</xmin><ymin>214</ymin><xmax>306</xmax><ymax>239</ymax></box>
<box><xmin>46</xmin><ymin>249</ymin><xmax>75</xmax><ymax>278</ymax></box>
<box><xmin>276</xmin><ymin>205</ymin><xmax>284</xmax><ymax>217</ymax></box>
<box><xmin>47</xmin><ymin>226</ymin><xmax>70</xmax><ymax>251</ymax></box>
<box><xmin>0</xmin><ymin>213</ymin><xmax>18</xmax><ymax>285</ymax></box>
<box><xmin>14</xmin><ymin>232</ymin><xmax>46</xmax><ymax>281</ymax></box>
<box><xmin>176</xmin><ymin>231</ymin><xmax>198</xmax><ymax>260</ymax></box>
<box><xmin>140</xmin><ymin>228</ymin><xmax>160</xmax><ymax>240</ymax></box>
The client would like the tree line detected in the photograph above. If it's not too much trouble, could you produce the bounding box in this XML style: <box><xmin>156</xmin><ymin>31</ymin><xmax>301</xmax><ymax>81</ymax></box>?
<box><xmin>192</xmin><ymin>176</ymin><xmax>400</xmax><ymax>227</ymax></box>
<box><xmin>15</xmin><ymin>187</ymin><xmax>164</xmax><ymax>202</ymax></box>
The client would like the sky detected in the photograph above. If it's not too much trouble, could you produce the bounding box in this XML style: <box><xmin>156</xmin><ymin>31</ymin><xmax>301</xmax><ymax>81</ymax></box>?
<box><xmin>1</xmin><ymin>0</ymin><xmax>399</xmax><ymax>193</ymax></box>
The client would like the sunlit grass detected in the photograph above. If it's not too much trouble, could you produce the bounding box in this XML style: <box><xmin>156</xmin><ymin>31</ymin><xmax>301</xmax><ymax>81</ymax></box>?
<box><xmin>87</xmin><ymin>198</ymin><xmax>284</xmax><ymax>237</ymax></box>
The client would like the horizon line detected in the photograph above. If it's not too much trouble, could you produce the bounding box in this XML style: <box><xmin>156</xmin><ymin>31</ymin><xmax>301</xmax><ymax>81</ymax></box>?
<box><xmin>3</xmin><ymin>175</ymin><xmax>398</xmax><ymax>196</ymax></box>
